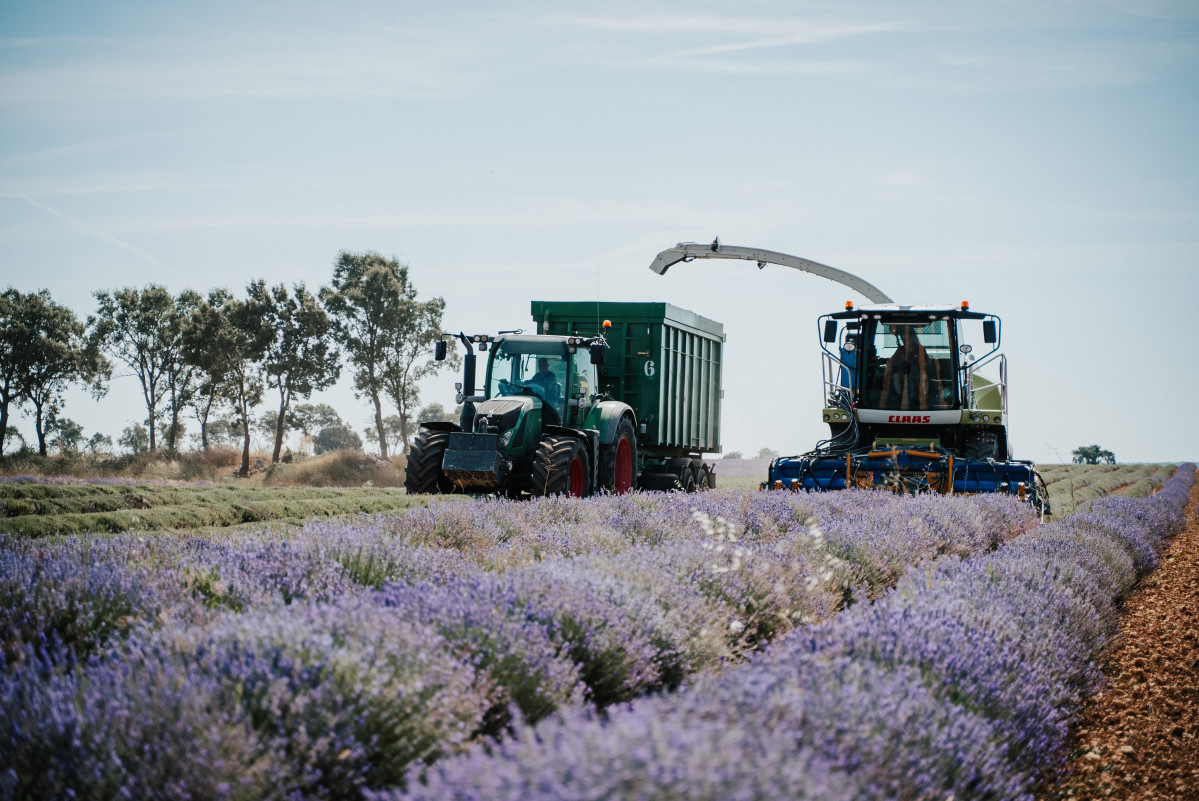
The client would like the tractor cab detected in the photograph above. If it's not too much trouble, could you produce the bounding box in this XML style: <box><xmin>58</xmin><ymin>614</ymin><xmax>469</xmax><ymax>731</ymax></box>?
<box><xmin>486</xmin><ymin>335</ymin><xmax>596</xmax><ymax>427</ymax></box>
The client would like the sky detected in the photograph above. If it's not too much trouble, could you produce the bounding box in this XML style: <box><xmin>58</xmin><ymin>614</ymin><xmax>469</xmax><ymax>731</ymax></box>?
<box><xmin>1</xmin><ymin>0</ymin><xmax>1197</xmax><ymax>464</ymax></box>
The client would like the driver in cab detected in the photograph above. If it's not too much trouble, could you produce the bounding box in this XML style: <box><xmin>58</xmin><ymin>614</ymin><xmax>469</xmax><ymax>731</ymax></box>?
<box><xmin>527</xmin><ymin>358</ymin><xmax>560</xmax><ymax>406</ymax></box>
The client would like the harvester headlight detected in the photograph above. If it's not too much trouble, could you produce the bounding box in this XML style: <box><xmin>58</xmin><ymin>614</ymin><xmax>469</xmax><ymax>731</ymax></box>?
<box><xmin>970</xmin><ymin>412</ymin><xmax>980</xmax><ymax>421</ymax></box>
<box><xmin>982</xmin><ymin>415</ymin><xmax>990</xmax><ymax>422</ymax></box>
<box><xmin>824</xmin><ymin>414</ymin><xmax>831</xmax><ymax>421</ymax></box>
<box><xmin>843</xmin><ymin>341</ymin><xmax>856</xmax><ymax>352</ymax></box>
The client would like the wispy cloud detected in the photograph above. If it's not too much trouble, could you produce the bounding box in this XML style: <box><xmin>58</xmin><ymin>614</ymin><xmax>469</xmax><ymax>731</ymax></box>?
<box><xmin>2</xmin><ymin>178</ymin><xmax>177</xmax><ymax>273</ymax></box>
<box><xmin>0</xmin><ymin>29</ymin><xmax>487</xmax><ymax>103</ymax></box>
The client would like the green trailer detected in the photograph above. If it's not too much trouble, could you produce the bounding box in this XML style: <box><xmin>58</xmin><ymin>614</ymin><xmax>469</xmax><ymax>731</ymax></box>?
<box><xmin>530</xmin><ymin>301</ymin><xmax>724</xmax><ymax>490</ymax></box>
<box><xmin>405</xmin><ymin>301</ymin><xmax>724</xmax><ymax>497</ymax></box>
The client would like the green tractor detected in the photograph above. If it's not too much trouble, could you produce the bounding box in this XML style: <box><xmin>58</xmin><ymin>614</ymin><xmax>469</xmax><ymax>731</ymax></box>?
<box><xmin>405</xmin><ymin>330</ymin><xmax>637</xmax><ymax>497</ymax></box>
<box><xmin>405</xmin><ymin>301</ymin><xmax>725</xmax><ymax>497</ymax></box>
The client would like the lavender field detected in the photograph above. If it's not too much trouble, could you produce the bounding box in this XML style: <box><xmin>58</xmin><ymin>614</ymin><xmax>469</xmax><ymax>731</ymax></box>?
<box><xmin>2</xmin><ymin>465</ymin><xmax>1194</xmax><ymax>800</ymax></box>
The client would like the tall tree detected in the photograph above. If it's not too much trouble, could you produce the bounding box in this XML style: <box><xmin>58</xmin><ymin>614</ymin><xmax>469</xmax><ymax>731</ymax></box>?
<box><xmin>17</xmin><ymin>290</ymin><xmax>108</xmax><ymax>455</ymax></box>
<box><xmin>0</xmin><ymin>288</ymin><xmax>29</xmax><ymax>456</ymax></box>
<box><xmin>181</xmin><ymin>292</ymin><xmax>270</xmax><ymax>475</ymax></box>
<box><xmin>320</xmin><ymin>252</ymin><xmax>413</xmax><ymax>460</ymax></box>
<box><xmin>183</xmin><ymin>289</ymin><xmax>232</xmax><ymax>450</ymax></box>
<box><xmin>1072</xmin><ymin>445</ymin><xmax>1116</xmax><ymax>465</ymax></box>
<box><xmin>379</xmin><ymin>295</ymin><xmax>456</xmax><ymax>454</ymax></box>
<box><xmin>246</xmin><ymin>281</ymin><xmax>340</xmax><ymax>463</ymax></box>
<box><xmin>92</xmin><ymin>285</ymin><xmax>197</xmax><ymax>453</ymax></box>
<box><xmin>320</xmin><ymin>251</ymin><xmax>453</xmax><ymax>459</ymax></box>
<box><xmin>161</xmin><ymin>290</ymin><xmax>202</xmax><ymax>453</ymax></box>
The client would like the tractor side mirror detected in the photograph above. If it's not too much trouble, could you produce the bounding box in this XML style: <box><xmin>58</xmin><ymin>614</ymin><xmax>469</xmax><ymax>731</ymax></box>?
<box><xmin>588</xmin><ymin>342</ymin><xmax>606</xmax><ymax>365</ymax></box>
<box><xmin>434</xmin><ymin>340</ymin><xmax>447</xmax><ymax>361</ymax></box>
<box><xmin>982</xmin><ymin>320</ymin><xmax>997</xmax><ymax>344</ymax></box>
<box><xmin>823</xmin><ymin>320</ymin><xmax>838</xmax><ymax>343</ymax></box>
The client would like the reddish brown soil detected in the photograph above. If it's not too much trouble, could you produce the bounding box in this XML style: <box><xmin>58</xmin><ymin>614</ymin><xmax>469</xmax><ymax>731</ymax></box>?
<box><xmin>1041</xmin><ymin>481</ymin><xmax>1199</xmax><ymax>799</ymax></box>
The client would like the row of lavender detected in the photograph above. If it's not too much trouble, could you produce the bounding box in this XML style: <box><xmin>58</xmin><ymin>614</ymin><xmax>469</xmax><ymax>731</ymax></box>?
<box><xmin>392</xmin><ymin>464</ymin><xmax>1196</xmax><ymax>801</ymax></box>
<box><xmin>1</xmin><ymin>489</ymin><xmax>1036</xmax><ymax>799</ymax></box>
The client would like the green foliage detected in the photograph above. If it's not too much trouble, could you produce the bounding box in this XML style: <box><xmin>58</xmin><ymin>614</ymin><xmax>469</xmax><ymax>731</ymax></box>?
<box><xmin>181</xmin><ymin>291</ymin><xmax>272</xmax><ymax>475</ymax></box>
<box><xmin>1071</xmin><ymin>444</ymin><xmax>1116</xmax><ymax>465</ymax></box>
<box><xmin>48</xmin><ymin>416</ymin><xmax>85</xmax><ymax>455</ymax></box>
<box><xmin>314</xmin><ymin>424</ymin><xmax>363</xmax><ymax>454</ymax></box>
<box><xmin>320</xmin><ymin>252</ymin><xmax>453</xmax><ymax>459</ymax></box>
<box><xmin>0</xmin><ymin>481</ymin><xmax>427</xmax><ymax>537</ymax></box>
<box><xmin>4</xmin><ymin>288</ymin><xmax>109</xmax><ymax>457</ymax></box>
<box><xmin>92</xmin><ymin>285</ymin><xmax>198</xmax><ymax>453</ymax></box>
<box><xmin>247</xmin><ymin>280</ymin><xmax>341</xmax><ymax>463</ymax></box>
<box><xmin>119</xmin><ymin>424</ymin><xmax>150</xmax><ymax>455</ymax></box>
<box><xmin>87</xmin><ymin>432</ymin><xmax>113</xmax><ymax>455</ymax></box>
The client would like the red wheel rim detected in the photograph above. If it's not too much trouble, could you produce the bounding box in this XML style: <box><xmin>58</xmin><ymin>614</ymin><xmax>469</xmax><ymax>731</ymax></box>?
<box><xmin>568</xmin><ymin>456</ymin><xmax>586</xmax><ymax>497</ymax></box>
<box><xmin>614</xmin><ymin>438</ymin><xmax>633</xmax><ymax>495</ymax></box>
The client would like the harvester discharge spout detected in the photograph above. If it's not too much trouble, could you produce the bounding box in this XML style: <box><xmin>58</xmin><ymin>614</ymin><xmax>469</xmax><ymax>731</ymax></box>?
<box><xmin>649</xmin><ymin>240</ymin><xmax>895</xmax><ymax>304</ymax></box>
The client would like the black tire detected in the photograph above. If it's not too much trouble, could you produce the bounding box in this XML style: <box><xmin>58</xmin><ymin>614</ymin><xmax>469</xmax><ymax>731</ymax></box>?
<box><xmin>961</xmin><ymin>431</ymin><xmax>1000</xmax><ymax>461</ymax></box>
<box><xmin>599</xmin><ymin>416</ymin><xmax>638</xmax><ymax>494</ymax></box>
<box><xmin>697</xmin><ymin>463</ymin><xmax>712</xmax><ymax>490</ymax></box>
<box><xmin>530</xmin><ymin>436</ymin><xmax>591</xmax><ymax>497</ymax></box>
<box><xmin>682</xmin><ymin>464</ymin><xmax>698</xmax><ymax>493</ymax></box>
<box><xmin>404</xmin><ymin>429</ymin><xmax>453</xmax><ymax>494</ymax></box>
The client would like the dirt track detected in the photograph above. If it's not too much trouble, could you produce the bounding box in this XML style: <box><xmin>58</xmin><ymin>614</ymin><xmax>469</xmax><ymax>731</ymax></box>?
<box><xmin>1041</xmin><ymin>481</ymin><xmax>1199</xmax><ymax>799</ymax></box>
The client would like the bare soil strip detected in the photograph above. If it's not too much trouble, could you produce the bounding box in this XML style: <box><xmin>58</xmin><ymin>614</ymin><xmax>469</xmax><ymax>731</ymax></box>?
<box><xmin>1043</xmin><ymin>481</ymin><xmax>1199</xmax><ymax>799</ymax></box>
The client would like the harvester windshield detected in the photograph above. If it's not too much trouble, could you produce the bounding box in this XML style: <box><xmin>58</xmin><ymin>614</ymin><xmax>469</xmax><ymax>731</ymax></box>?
<box><xmin>863</xmin><ymin>320</ymin><xmax>956</xmax><ymax>411</ymax></box>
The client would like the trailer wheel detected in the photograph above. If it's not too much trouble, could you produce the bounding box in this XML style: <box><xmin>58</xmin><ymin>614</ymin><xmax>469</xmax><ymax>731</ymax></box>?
<box><xmin>962</xmin><ymin>431</ymin><xmax>1000</xmax><ymax>461</ymax></box>
<box><xmin>600</xmin><ymin>417</ymin><xmax>637</xmax><ymax>494</ymax></box>
<box><xmin>531</xmin><ymin>436</ymin><xmax>591</xmax><ymax>498</ymax></box>
<box><xmin>405</xmin><ymin>429</ymin><xmax>453</xmax><ymax>494</ymax></box>
<box><xmin>682</xmin><ymin>465</ymin><xmax>698</xmax><ymax>493</ymax></box>
<box><xmin>697</xmin><ymin>463</ymin><xmax>713</xmax><ymax>490</ymax></box>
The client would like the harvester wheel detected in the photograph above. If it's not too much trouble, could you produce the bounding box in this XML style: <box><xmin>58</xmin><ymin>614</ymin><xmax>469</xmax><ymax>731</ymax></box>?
<box><xmin>599</xmin><ymin>417</ymin><xmax>638</xmax><ymax>494</ymax></box>
<box><xmin>962</xmin><ymin>431</ymin><xmax>1000</xmax><ymax>461</ymax></box>
<box><xmin>531</xmin><ymin>436</ymin><xmax>591</xmax><ymax>498</ymax></box>
<box><xmin>405</xmin><ymin>429</ymin><xmax>453</xmax><ymax>494</ymax></box>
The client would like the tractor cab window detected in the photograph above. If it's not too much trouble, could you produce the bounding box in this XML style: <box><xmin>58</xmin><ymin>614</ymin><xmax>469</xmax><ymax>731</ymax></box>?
<box><xmin>488</xmin><ymin>340</ymin><xmax>567</xmax><ymax>422</ymax></box>
<box><xmin>863</xmin><ymin>320</ymin><xmax>956</xmax><ymax>411</ymax></box>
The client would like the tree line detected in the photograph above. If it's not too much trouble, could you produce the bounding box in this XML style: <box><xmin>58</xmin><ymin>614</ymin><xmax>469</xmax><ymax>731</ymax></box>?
<box><xmin>0</xmin><ymin>251</ymin><xmax>457</xmax><ymax>475</ymax></box>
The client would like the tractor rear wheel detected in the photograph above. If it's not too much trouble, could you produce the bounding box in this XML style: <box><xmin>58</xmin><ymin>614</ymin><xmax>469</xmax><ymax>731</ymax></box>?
<box><xmin>599</xmin><ymin>417</ymin><xmax>637</xmax><ymax>494</ymax></box>
<box><xmin>962</xmin><ymin>431</ymin><xmax>1000</xmax><ymax>461</ymax></box>
<box><xmin>405</xmin><ymin>429</ymin><xmax>453</xmax><ymax>494</ymax></box>
<box><xmin>531</xmin><ymin>436</ymin><xmax>591</xmax><ymax>497</ymax></box>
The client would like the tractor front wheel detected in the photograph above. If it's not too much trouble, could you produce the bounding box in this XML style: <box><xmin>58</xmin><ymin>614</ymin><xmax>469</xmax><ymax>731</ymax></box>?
<box><xmin>531</xmin><ymin>436</ymin><xmax>591</xmax><ymax>497</ymax></box>
<box><xmin>405</xmin><ymin>429</ymin><xmax>453</xmax><ymax>494</ymax></box>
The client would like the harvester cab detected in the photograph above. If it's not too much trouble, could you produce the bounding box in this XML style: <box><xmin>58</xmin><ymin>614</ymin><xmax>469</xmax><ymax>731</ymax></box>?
<box><xmin>774</xmin><ymin>299</ymin><xmax>1047</xmax><ymax>517</ymax></box>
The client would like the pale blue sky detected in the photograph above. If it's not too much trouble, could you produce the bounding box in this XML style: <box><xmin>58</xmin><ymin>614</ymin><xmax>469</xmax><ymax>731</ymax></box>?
<box><xmin>2</xmin><ymin>1</ymin><xmax>1197</xmax><ymax>463</ymax></box>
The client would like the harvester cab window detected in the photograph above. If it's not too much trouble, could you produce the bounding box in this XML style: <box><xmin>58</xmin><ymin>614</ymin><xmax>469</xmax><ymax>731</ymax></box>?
<box><xmin>866</xmin><ymin>321</ymin><xmax>955</xmax><ymax>411</ymax></box>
